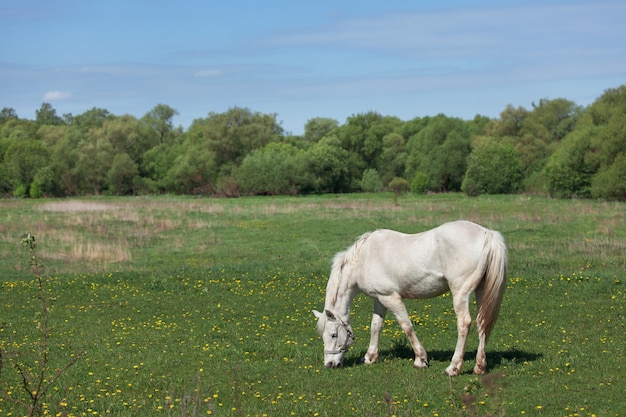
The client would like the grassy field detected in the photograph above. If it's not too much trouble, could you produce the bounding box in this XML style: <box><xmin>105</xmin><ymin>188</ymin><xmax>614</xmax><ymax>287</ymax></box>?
<box><xmin>0</xmin><ymin>193</ymin><xmax>624</xmax><ymax>416</ymax></box>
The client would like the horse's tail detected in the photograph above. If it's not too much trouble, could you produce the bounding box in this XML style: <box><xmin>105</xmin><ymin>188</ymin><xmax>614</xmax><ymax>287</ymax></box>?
<box><xmin>477</xmin><ymin>230</ymin><xmax>508</xmax><ymax>341</ymax></box>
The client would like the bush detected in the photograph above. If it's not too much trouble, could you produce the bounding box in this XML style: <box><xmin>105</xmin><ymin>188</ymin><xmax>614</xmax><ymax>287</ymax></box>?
<box><xmin>462</xmin><ymin>142</ymin><xmax>524</xmax><ymax>196</ymax></box>
<box><xmin>30</xmin><ymin>166</ymin><xmax>56</xmax><ymax>198</ymax></box>
<box><xmin>361</xmin><ymin>169</ymin><xmax>383</xmax><ymax>192</ymax></box>
<box><xmin>107</xmin><ymin>153</ymin><xmax>139</xmax><ymax>195</ymax></box>
<box><xmin>591</xmin><ymin>153</ymin><xmax>626</xmax><ymax>200</ymax></box>
<box><xmin>410</xmin><ymin>172</ymin><xmax>428</xmax><ymax>194</ymax></box>
<box><xmin>236</xmin><ymin>143</ymin><xmax>308</xmax><ymax>195</ymax></box>
<box><xmin>13</xmin><ymin>184</ymin><xmax>28</xmax><ymax>198</ymax></box>
<box><xmin>388</xmin><ymin>177</ymin><xmax>410</xmax><ymax>195</ymax></box>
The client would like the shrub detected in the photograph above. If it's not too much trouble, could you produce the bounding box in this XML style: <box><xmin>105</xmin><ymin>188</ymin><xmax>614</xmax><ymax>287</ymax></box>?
<box><xmin>462</xmin><ymin>142</ymin><xmax>524</xmax><ymax>196</ymax></box>
<box><xmin>388</xmin><ymin>177</ymin><xmax>410</xmax><ymax>195</ymax></box>
<box><xmin>410</xmin><ymin>172</ymin><xmax>428</xmax><ymax>194</ymax></box>
<box><xmin>30</xmin><ymin>166</ymin><xmax>56</xmax><ymax>198</ymax></box>
<box><xmin>361</xmin><ymin>169</ymin><xmax>383</xmax><ymax>192</ymax></box>
<box><xmin>591</xmin><ymin>153</ymin><xmax>626</xmax><ymax>200</ymax></box>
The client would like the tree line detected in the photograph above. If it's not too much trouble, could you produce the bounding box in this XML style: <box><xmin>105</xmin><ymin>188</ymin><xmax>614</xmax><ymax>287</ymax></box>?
<box><xmin>1</xmin><ymin>84</ymin><xmax>625</xmax><ymax>200</ymax></box>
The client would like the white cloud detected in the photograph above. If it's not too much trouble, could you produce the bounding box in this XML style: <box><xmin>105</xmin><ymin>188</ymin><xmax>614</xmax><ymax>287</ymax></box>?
<box><xmin>43</xmin><ymin>90</ymin><xmax>72</xmax><ymax>100</ymax></box>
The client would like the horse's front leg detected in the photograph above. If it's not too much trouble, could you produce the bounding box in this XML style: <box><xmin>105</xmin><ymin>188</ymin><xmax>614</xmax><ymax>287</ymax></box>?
<box><xmin>379</xmin><ymin>294</ymin><xmax>428</xmax><ymax>369</ymax></box>
<box><xmin>364</xmin><ymin>300</ymin><xmax>387</xmax><ymax>364</ymax></box>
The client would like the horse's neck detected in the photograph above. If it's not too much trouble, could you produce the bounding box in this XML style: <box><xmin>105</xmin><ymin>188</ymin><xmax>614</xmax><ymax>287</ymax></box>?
<box><xmin>325</xmin><ymin>269</ymin><xmax>358</xmax><ymax>320</ymax></box>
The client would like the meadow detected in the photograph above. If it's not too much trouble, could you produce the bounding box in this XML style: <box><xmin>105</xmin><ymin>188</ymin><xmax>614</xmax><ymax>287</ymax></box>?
<box><xmin>0</xmin><ymin>193</ymin><xmax>624</xmax><ymax>416</ymax></box>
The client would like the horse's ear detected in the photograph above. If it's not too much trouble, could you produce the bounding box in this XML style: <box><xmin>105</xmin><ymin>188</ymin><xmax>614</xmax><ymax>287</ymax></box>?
<box><xmin>324</xmin><ymin>309</ymin><xmax>337</xmax><ymax>321</ymax></box>
<box><xmin>312</xmin><ymin>310</ymin><xmax>323</xmax><ymax>319</ymax></box>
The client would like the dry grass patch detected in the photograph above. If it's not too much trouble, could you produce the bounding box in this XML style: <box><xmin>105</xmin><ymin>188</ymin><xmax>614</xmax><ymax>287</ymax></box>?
<box><xmin>37</xmin><ymin>200</ymin><xmax>120</xmax><ymax>212</ymax></box>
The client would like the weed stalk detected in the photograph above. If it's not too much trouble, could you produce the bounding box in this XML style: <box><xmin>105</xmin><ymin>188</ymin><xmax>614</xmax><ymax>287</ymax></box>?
<box><xmin>0</xmin><ymin>233</ymin><xmax>86</xmax><ymax>416</ymax></box>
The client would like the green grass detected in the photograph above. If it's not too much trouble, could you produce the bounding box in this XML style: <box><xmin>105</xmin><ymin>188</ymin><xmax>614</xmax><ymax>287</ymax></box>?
<box><xmin>0</xmin><ymin>193</ymin><xmax>624</xmax><ymax>416</ymax></box>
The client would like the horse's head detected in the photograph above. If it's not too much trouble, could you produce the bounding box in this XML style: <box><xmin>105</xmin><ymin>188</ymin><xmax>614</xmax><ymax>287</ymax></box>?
<box><xmin>313</xmin><ymin>309</ymin><xmax>354</xmax><ymax>368</ymax></box>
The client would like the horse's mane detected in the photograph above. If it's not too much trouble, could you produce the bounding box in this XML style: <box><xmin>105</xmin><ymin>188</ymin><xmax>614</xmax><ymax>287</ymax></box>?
<box><xmin>325</xmin><ymin>232</ymin><xmax>372</xmax><ymax>308</ymax></box>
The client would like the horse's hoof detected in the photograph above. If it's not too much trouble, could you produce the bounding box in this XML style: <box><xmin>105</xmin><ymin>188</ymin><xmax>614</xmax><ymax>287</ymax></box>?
<box><xmin>473</xmin><ymin>365</ymin><xmax>486</xmax><ymax>375</ymax></box>
<box><xmin>364</xmin><ymin>353</ymin><xmax>378</xmax><ymax>364</ymax></box>
<box><xmin>445</xmin><ymin>366</ymin><xmax>460</xmax><ymax>376</ymax></box>
<box><xmin>413</xmin><ymin>360</ymin><xmax>428</xmax><ymax>369</ymax></box>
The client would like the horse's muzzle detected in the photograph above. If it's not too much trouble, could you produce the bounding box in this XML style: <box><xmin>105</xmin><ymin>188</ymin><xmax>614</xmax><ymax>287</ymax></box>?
<box><xmin>325</xmin><ymin>360</ymin><xmax>343</xmax><ymax>368</ymax></box>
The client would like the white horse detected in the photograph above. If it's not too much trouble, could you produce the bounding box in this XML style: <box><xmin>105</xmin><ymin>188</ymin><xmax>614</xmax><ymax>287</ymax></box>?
<box><xmin>313</xmin><ymin>220</ymin><xmax>507</xmax><ymax>376</ymax></box>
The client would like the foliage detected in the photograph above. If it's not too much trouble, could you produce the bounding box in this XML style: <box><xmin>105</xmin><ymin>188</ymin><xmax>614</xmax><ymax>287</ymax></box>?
<box><xmin>142</xmin><ymin>103</ymin><xmax>180</xmax><ymax>145</ymax></box>
<box><xmin>405</xmin><ymin>115</ymin><xmax>472</xmax><ymax>192</ymax></box>
<box><xmin>378</xmin><ymin>133</ymin><xmax>407</xmax><ymax>185</ymax></box>
<box><xmin>30</xmin><ymin>166</ymin><xmax>56</xmax><ymax>198</ymax></box>
<box><xmin>0</xmin><ymin>84</ymin><xmax>625</xmax><ymax>200</ymax></box>
<box><xmin>236</xmin><ymin>142</ymin><xmax>308</xmax><ymax>195</ymax></box>
<box><xmin>303</xmin><ymin>117</ymin><xmax>339</xmax><ymax>143</ymax></box>
<box><xmin>410</xmin><ymin>171</ymin><xmax>429</xmax><ymax>194</ymax></box>
<box><xmin>591</xmin><ymin>153</ymin><xmax>626</xmax><ymax>200</ymax></box>
<box><xmin>0</xmin><ymin>107</ymin><xmax>19</xmax><ymax>124</ymax></box>
<box><xmin>544</xmin><ymin>85</ymin><xmax>626</xmax><ymax>199</ymax></box>
<box><xmin>388</xmin><ymin>176</ymin><xmax>410</xmax><ymax>196</ymax></box>
<box><xmin>35</xmin><ymin>103</ymin><xmax>64</xmax><ymax>126</ymax></box>
<box><xmin>307</xmin><ymin>136</ymin><xmax>351</xmax><ymax>193</ymax></box>
<box><xmin>360</xmin><ymin>168</ymin><xmax>383</xmax><ymax>192</ymax></box>
<box><xmin>462</xmin><ymin>141</ymin><xmax>524</xmax><ymax>196</ymax></box>
<box><xmin>107</xmin><ymin>153</ymin><xmax>139</xmax><ymax>195</ymax></box>
<box><xmin>4</xmin><ymin>139</ymin><xmax>49</xmax><ymax>196</ymax></box>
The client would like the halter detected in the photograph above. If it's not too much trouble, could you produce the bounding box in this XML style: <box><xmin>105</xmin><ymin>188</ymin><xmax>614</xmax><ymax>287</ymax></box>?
<box><xmin>323</xmin><ymin>317</ymin><xmax>355</xmax><ymax>355</ymax></box>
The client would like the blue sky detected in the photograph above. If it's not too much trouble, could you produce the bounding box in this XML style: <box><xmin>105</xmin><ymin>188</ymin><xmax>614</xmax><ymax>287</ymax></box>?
<box><xmin>1</xmin><ymin>0</ymin><xmax>625</xmax><ymax>134</ymax></box>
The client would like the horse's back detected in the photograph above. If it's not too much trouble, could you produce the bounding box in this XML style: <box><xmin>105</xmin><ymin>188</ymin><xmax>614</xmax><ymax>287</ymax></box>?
<box><xmin>354</xmin><ymin>221</ymin><xmax>494</xmax><ymax>298</ymax></box>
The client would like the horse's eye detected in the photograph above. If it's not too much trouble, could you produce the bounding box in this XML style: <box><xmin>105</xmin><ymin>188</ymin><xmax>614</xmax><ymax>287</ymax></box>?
<box><xmin>331</xmin><ymin>333</ymin><xmax>338</xmax><ymax>339</ymax></box>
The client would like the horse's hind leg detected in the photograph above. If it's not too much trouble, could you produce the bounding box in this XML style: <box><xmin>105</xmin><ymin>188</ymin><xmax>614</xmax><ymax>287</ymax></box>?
<box><xmin>473</xmin><ymin>286</ymin><xmax>487</xmax><ymax>374</ymax></box>
<box><xmin>364</xmin><ymin>300</ymin><xmax>387</xmax><ymax>364</ymax></box>
<box><xmin>446</xmin><ymin>291</ymin><xmax>472</xmax><ymax>376</ymax></box>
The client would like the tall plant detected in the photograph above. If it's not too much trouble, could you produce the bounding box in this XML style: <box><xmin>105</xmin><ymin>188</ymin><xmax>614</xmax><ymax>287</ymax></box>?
<box><xmin>0</xmin><ymin>234</ymin><xmax>85</xmax><ymax>416</ymax></box>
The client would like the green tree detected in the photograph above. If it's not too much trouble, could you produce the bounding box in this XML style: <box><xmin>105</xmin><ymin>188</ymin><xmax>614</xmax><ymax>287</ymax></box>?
<box><xmin>4</xmin><ymin>139</ymin><xmax>49</xmax><ymax>196</ymax></box>
<box><xmin>462</xmin><ymin>141</ymin><xmax>524</xmax><ymax>196</ymax></box>
<box><xmin>201</xmin><ymin>107</ymin><xmax>284</xmax><ymax>168</ymax></box>
<box><xmin>236</xmin><ymin>142</ymin><xmax>308</xmax><ymax>195</ymax></box>
<box><xmin>544</xmin><ymin>85</ymin><xmax>626</xmax><ymax>199</ymax></box>
<box><xmin>543</xmin><ymin>126</ymin><xmax>597</xmax><ymax>198</ymax></box>
<box><xmin>304</xmin><ymin>117</ymin><xmax>339</xmax><ymax>143</ymax></box>
<box><xmin>142</xmin><ymin>104</ymin><xmax>180</xmax><ymax>145</ymax></box>
<box><xmin>0</xmin><ymin>107</ymin><xmax>19</xmax><ymax>124</ymax></box>
<box><xmin>92</xmin><ymin>115</ymin><xmax>156</xmax><ymax>167</ymax></box>
<box><xmin>0</xmin><ymin>118</ymin><xmax>38</xmax><ymax>142</ymax></box>
<box><xmin>35</xmin><ymin>102</ymin><xmax>64</xmax><ymax>126</ymax></box>
<box><xmin>405</xmin><ymin>115</ymin><xmax>471</xmax><ymax>192</ymax></box>
<box><xmin>478</xmin><ymin>98</ymin><xmax>581</xmax><ymax>192</ymax></box>
<box><xmin>410</xmin><ymin>172</ymin><xmax>429</xmax><ymax>194</ymax></box>
<box><xmin>73</xmin><ymin>138</ymin><xmax>115</xmax><ymax>195</ymax></box>
<box><xmin>377</xmin><ymin>133</ymin><xmax>407</xmax><ymax>185</ymax></box>
<box><xmin>48</xmin><ymin>135</ymin><xmax>81</xmax><ymax>196</ymax></box>
<box><xmin>591</xmin><ymin>153</ymin><xmax>626</xmax><ymax>200</ymax></box>
<box><xmin>338</xmin><ymin>112</ymin><xmax>402</xmax><ymax>167</ymax></box>
<box><xmin>71</xmin><ymin>107</ymin><xmax>113</xmax><ymax>130</ymax></box>
<box><xmin>107</xmin><ymin>153</ymin><xmax>139</xmax><ymax>195</ymax></box>
<box><xmin>161</xmin><ymin>145</ymin><xmax>218</xmax><ymax>195</ymax></box>
<box><xmin>306</xmin><ymin>136</ymin><xmax>350</xmax><ymax>193</ymax></box>
<box><xmin>388</xmin><ymin>177</ymin><xmax>411</xmax><ymax>203</ymax></box>
<box><xmin>361</xmin><ymin>168</ymin><xmax>383</xmax><ymax>192</ymax></box>
<box><xmin>29</xmin><ymin>166</ymin><xmax>56</xmax><ymax>198</ymax></box>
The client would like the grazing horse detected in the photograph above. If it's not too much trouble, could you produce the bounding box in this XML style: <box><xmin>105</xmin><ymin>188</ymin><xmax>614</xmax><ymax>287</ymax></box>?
<box><xmin>313</xmin><ymin>220</ymin><xmax>507</xmax><ymax>376</ymax></box>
